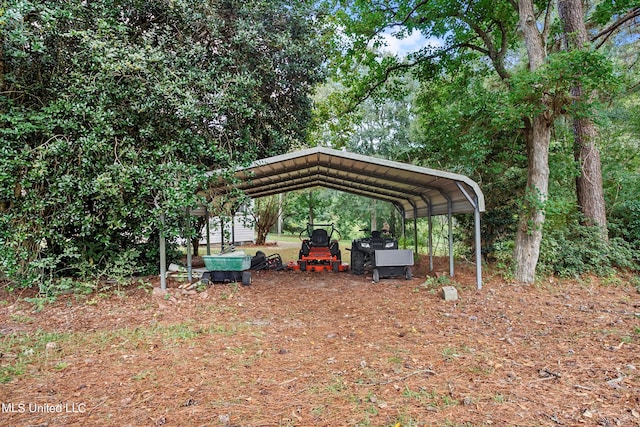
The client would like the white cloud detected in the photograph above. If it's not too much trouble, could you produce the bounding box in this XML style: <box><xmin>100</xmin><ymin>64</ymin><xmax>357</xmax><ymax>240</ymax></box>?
<box><xmin>378</xmin><ymin>29</ymin><xmax>443</xmax><ymax>57</ymax></box>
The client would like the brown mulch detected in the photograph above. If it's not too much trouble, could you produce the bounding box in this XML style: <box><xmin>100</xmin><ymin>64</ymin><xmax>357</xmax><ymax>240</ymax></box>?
<box><xmin>1</xmin><ymin>258</ymin><xmax>639</xmax><ymax>427</ymax></box>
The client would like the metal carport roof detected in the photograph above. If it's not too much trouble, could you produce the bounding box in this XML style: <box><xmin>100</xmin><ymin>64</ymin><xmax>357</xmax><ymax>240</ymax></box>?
<box><xmin>160</xmin><ymin>146</ymin><xmax>485</xmax><ymax>291</ymax></box>
<box><xmin>208</xmin><ymin>146</ymin><xmax>485</xmax><ymax>218</ymax></box>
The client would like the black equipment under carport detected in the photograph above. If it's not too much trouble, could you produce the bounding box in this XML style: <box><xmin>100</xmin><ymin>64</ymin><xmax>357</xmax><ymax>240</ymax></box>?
<box><xmin>250</xmin><ymin>251</ymin><xmax>285</xmax><ymax>271</ymax></box>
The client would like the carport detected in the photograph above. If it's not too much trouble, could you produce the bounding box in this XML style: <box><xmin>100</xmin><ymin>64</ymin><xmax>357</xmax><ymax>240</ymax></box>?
<box><xmin>159</xmin><ymin>146</ymin><xmax>485</xmax><ymax>289</ymax></box>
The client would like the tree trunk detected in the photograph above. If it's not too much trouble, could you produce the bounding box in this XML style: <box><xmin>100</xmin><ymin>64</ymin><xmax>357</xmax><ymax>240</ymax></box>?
<box><xmin>307</xmin><ymin>191</ymin><xmax>315</xmax><ymax>224</ymax></box>
<box><xmin>513</xmin><ymin>0</ymin><xmax>553</xmax><ymax>283</ymax></box>
<box><xmin>191</xmin><ymin>217</ymin><xmax>207</xmax><ymax>257</ymax></box>
<box><xmin>371</xmin><ymin>199</ymin><xmax>377</xmax><ymax>231</ymax></box>
<box><xmin>572</xmin><ymin>109</ymin><xmax>607</xmax><ymax>231</ymax></box>
<box><xmin>557</xmin><ymin>0</ymin><xmax>608</xmax><ymax>235</ymax></box>
<box><xmin>514</xmin><ymin>115</ymin><xmax>551</xmax><ymax>282</ymax></box>
<box><xmin>254</xmin><ymin>196</ymin><xmax>280</xmax><ymax>245</ymax></box>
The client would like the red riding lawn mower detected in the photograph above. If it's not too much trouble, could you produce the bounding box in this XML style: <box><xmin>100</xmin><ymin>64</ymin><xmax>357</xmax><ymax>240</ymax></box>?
<box><xmin>287</xmin><ymin>223</ymin><xmax>349</xmax><ymax>272</ymax></box>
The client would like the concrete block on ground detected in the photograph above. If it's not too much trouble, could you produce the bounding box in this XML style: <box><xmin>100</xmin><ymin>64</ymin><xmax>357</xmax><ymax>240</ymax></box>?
<box><xmin>442</xmin><ymin>286</ymin><xmax>458</xmax><ymax>301</ymax></box>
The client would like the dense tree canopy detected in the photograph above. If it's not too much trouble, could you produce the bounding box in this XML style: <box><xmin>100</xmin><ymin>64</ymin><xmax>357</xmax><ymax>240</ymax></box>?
<box><xmin>0</xmin><ymin>0</ymin><xmax>327</xmax><ymax>285</ymax></box>
<box><xmin>320</xmin><ymin>0</ymin><xmax>638</xmax><ymax>281</ymax></box>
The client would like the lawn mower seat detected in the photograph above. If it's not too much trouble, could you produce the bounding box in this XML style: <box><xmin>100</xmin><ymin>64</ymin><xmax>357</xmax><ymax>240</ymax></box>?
<box><xmin>311</xmin><ymin>229</ymin><xmax>329</xmax><ymax>247</ymax></box>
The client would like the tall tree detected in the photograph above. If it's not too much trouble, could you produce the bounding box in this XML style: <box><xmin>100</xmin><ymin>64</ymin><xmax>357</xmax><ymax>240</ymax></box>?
<box><xmin>557</xmin><ymin>1</ymin><xmax>640</xmax><ymax>235</ymax></box>
<box><xmin>323</xmin><ymin>0</ymin><xmax>626</xmax><ymax>282</ymax></box>
<box><xmin>325</xmin><ymin>0</ymin><xmax>553</xmax><ymax>282</ymax></box>
<box><xmin>346</xmin><ymin>76</ymin><xmax>417</xmax><ymax>162</ymax></box>
<box><xmin>510</xmin><ymin>0</ymin><xmax>555</xmax><ymax>282</ymax></box>
<box><xmin>558</xmin><ymin>0</ymin><xmax>607</xmax><ymax>234</ymax></box>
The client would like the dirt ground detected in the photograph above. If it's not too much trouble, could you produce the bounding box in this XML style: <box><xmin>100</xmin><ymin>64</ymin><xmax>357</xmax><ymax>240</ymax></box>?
<box><xmin>1</xmin><ymin>256</ymin><xmax>639</xmax><ymax>427</ymax></box>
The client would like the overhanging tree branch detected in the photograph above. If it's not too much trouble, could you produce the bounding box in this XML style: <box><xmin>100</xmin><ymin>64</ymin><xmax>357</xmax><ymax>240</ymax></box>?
<box><xmin>592</xmin><ymin>7</ymin><xmax>640</xmax><ymax>50</ymax></box>
<box><xmin>540</xmin><ymin>0</ymin><xmax>554</xmax><ymax>48</ymax></box>
<box><xmin>389</xmin><ymin>0</ymin><xmax>431</xmax><ymax>27</ymax></box>
<box><xmin>458</xmin><ymin>16</ymin><xmax>512</xmax><ymax>80</ymax></box>
<box><xmin>342</xmin><ymin>43</ymin><xmax>466</xmax><ymax>114</ymax></box>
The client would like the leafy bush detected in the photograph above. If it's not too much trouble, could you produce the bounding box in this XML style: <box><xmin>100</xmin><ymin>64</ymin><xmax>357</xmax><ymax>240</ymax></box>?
<box><xmin>608</xmin><ymin>200</ymin><xmax>640</xmax><ymax>261</ymax></box>
<box><xmin>0</xmin><ymin>0</ymin><xmax>326</xmax><ymax>289</ymax></box>
<box><xmin>538</xmin><ymin>222</ymin><xmax>638</xmax><ymax>278</ymax></box>
<box><xmin>492</xmin><ymin>239</ymin><xmax>515</xmax><ymax>275</ymax></box>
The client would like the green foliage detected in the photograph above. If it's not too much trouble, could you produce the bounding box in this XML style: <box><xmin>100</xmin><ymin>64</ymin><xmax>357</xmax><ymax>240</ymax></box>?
<box><xmin>325</xmin><ymin>0</ymin><xmax>520</xmax><ymax>106</ymax></box>
<box><xmin>280</xmin><ymin>188</ymin><xmax>404</xmax><ymax>243</ymax></box>
<box><xmin>538</xmin><ymin>220</ymin><xmax>638</xmax><ymax>278</ymax></box>
<box><xmin>601</xmin><ymin>97</ymin><xmax>640</xmax><ymax>212</ymax></box>
<box><xmin>509</xmin><ymin>49</ymin><xmax>621</xmax><ymax>119</ymax></box>
<box><xmin>590</xmin><ymin>0</ymin><xmax>638</xmax><ymax>26</ymax></box>
<box><xmin>523</xmin><ymin>113</ymin><xmax>640</xmax><ymax>279</ymax></box>
<box><xmin>321</xmin><ymin>0</ymin><xmax>638</xmax><ymax>284</ymax></box>
<box><xmin>340</xmin><ymin>75</ymin><xmax>418</xmax><ymax>161</ymax></box>
<box><xmin>412</xmin><ymin>73</ymin><xmax>525</xmax><ymax>257</ymax></box>
<box><xmin>609</xmin><ymin>201</ymin><xmax>640</xmax><ymax>261</ymax></box>
<box><xmin>1</xmin><ymin>0</ymin><xmax>327</xmax><ymax>288</ymax></box>
<box><xmin>491</xmin><ymin>239</ymin><xmax>515</xmax><ymax>274</ymax></box>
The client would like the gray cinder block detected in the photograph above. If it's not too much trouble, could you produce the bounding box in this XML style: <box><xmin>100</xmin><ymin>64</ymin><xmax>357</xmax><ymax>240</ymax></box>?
<box><xmin>442</xmin><ymin>286</ymin><xmax>458</xmax><ymax>301</ymax></box>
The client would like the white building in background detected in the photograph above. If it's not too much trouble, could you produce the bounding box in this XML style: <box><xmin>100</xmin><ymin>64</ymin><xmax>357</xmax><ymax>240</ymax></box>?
<box><xmin>181</xmin><ymin>202</ymin><xmax>256</xmax><ymax>249</ymax></box>
<box><xmin>201</xmin><ymin>213</ymin><xmax>255</xmax><ymax>245</ymax></box>
<box><xmin>202</xmin><ymin>201</ymin><xmax>255</xmax><ymax>246</ymax></box>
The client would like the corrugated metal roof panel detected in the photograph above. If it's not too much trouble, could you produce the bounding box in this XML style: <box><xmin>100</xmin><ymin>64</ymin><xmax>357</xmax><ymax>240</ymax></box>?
<box><xmin>207</xmin><ymin>146</ymin><xmax>484</xmax><ymax>218</ymax></box>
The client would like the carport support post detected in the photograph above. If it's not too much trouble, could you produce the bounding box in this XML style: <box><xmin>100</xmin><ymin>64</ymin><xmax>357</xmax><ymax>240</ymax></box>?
<box><xmin>448</xmin><ymin>199</ymin><xmax>454</xmax><ymax>278</ymax></box>
<box><xmin>220</xmin><ymin>216</ymin><xmax>225</xmax><ymax>251</ymax></box>
<box><xmin>278</xmin><ymin>193</ymin><xmax>283</xmax><ymax>236</ymax></box>
<box><xmin>400</xmin><ymin>214</ymin><xmax>406</xmax><ymax>249</ymax></box>
<box><xmin>474</xmin><ymin>204</ymin><xmax>482</xmax><ymax>290</ymax></box>
<box><xmin>185</xmin><ymin>208</ymin><xmax>192</xmax><ymax>282</ymax></box>
<box><xmin>205</xmin><ymin>207</ymin><xmax>211</xmax><ymax>255</ymax></box>
<box><xmin>231</xmin><ymin>211</ymin><xmax>236</xmax><ymax>245</ymax></box>
<box><xmin>428</xmin><ymin>206</ymin><xmax>433</xmax><ymax>272</ymax></box>
<box><xmin>159</xmin><ymin>214</ymin><xmax>167</xmax><ymax>290</ymax></box>
<box><xmin>455</xmin><ymin>182</ymin><xmax>483</xmax><ymax>290</ymax></box>
<box><xmin>413</xmin><ymin>206</ymin><xmax>418</xmax><ymax>254</ymax></box>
